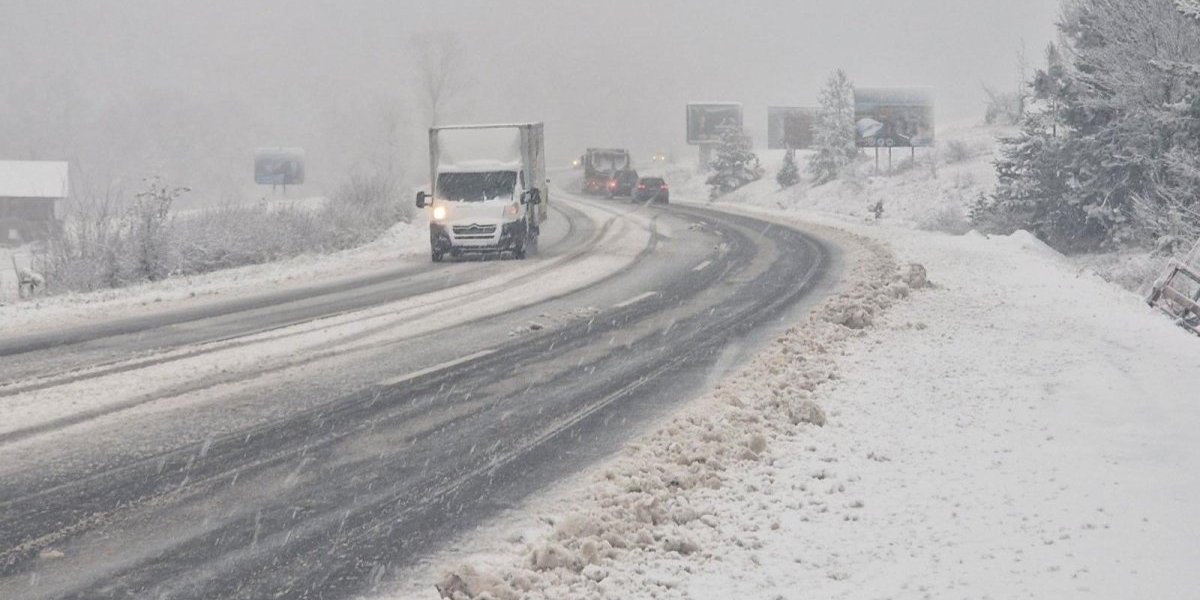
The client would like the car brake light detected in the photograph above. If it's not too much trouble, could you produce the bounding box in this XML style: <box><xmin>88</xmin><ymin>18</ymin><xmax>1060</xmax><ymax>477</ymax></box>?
<box><xmin>661</xmin><ymin>184</ymin><xmax>668</xmax><ymax>189</ymax></box>
<box><xmin>638</xmin><ymin>184</ymin><xmax>646</xmax><ymax>189</ymax></box>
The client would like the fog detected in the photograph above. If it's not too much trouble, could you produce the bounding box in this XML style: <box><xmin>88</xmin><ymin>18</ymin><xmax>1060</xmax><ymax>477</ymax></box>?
<box><xmin>0</xmin><ymin>0</ymin><xmax>1057</xmax><ymax>206</ymax></box>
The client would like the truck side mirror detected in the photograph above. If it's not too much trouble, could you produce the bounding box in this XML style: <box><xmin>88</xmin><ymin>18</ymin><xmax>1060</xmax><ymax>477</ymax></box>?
<box><xmin>415</xmin><ymin>191</ymin><xmax>428</xmax><ymax>208</ymax></box>
<box><xmin>522</xmin><ymin>189</ymin><xmax>541</xmax><ymax>206</ymax></box>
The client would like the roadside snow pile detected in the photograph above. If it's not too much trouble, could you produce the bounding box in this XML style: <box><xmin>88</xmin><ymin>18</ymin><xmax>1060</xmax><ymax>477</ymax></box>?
<box><xmin>419</xmin><ymin>233</ymin><xmax>922</xmax><ymax>600</ymax></box>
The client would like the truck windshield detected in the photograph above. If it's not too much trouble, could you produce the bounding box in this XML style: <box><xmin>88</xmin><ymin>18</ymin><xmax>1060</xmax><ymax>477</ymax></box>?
<box><xmin>589</xmin><ymin>152</ymin><xmax>629</xmax><ymax>171</ymax></box>
<box><xmin>437</xmin><ymin>171</ymin><xmax>517</xmax><ymax>202</ymax></box>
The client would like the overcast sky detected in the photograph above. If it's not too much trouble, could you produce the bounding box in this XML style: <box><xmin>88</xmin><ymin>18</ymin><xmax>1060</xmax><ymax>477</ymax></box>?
<box><xmin>1</xmin><ymin>0</ymin><xmax>1060</xmax><ymax>198</ymax></box>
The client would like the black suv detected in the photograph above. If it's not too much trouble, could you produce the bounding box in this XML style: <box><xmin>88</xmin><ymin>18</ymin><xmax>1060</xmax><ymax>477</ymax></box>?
<box><xmin>633</xmin><ymin>177</ymin><xmax>669</xmax><ymax>204</ymax></box>
<box><xmin>606</xmin><ymin>169</ymin><xmax>638</xmax><ymax>198</ymax></box>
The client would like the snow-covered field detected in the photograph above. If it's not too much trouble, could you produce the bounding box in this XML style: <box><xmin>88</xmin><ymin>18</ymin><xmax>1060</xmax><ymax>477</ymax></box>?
<box><xmin>390</xmin><ymin>124</ymin><xmax>1200</xmax><ymax>599</ymax></box>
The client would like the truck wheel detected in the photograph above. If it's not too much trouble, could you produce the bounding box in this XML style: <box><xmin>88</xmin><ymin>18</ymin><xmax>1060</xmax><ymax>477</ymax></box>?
<box><xmin>431</xmin><ymin>249</ymin><xmax>444</xmax><ymax>262</ymax></box>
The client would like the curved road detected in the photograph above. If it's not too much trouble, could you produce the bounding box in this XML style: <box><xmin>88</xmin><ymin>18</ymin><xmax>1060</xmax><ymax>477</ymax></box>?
<box><xmin>0</xmin><ymin>191</ymin><xmax>833</xmax><ymax>599</ymax></box>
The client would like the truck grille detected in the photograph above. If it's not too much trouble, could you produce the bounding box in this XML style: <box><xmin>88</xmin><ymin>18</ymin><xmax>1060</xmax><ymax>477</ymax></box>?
<box><xmin>452</xmin><ymin>224</ymin><xmax>497</xmax><ymax>239</ymax></box>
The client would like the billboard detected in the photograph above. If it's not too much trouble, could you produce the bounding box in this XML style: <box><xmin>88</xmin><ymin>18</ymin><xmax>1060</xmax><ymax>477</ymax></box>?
<box><xmin>767</xmin><ymin>107</ymin><xmax>818</xmax><ymax>150</ymax></box>
<box><xmin>854</xmin><ymin>88</ymin><xmax>935</xmax><ymax>148</ymax></box>
<box><xmin>254</xmin><ymin>148</ymin><xmax>306</xmax><ymax>186</ymax></box>
<box><xmin>687</xmin><ymin>103</ymin><xmax>743</xmax><ymax>145</ymax></box>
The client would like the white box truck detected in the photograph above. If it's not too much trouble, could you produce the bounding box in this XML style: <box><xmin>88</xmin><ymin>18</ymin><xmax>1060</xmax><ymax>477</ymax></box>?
<box><xmin>415</xmin><ymin>123</ymin><xmax>548</xmax><ymax>261</ymax></box>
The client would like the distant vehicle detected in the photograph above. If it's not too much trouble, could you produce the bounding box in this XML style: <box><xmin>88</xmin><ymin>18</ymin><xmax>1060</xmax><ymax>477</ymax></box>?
<box><xmin>607</xmin><ymin>169</ymin><xmax>638</xmax><ymax>198</ymax></box>
<box><xmin>415</xmin><ymin>123</ymin><xmax>547</xmax><ymax>261</ymax></box>
<box><xmin>633</xmin><ymin>177</ymin><xmax>669</xmax><ymax>204</ymax></box>
<box><xmin>581</xmin><ymin>148</ymin><xmax>632</xmax><ymax>195</ymax></box>
<box><xmin>651</xmin><ymin>152</ymin><xmax>669</xmax><ymax>163</ymax></box>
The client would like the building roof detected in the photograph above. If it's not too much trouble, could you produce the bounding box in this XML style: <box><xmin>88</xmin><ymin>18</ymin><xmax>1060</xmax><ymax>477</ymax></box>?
<box><xmin>0</xmin><ymin>161</ymin><xmax>69</xmax><ymax>199</ymax></box>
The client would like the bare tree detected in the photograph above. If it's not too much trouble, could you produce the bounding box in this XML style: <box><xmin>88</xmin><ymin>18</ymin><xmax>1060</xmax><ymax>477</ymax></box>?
<box><xmin>411</xmin><ymin>33</ymin><xmax>466</xmax><ymax>127</ymax></box>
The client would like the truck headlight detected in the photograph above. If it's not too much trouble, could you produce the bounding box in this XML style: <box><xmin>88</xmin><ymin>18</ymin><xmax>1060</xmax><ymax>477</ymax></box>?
<box><xmin>504</xmin><ymin>203</ymin><xmax>519</xmax><ymax>218</ymax></box>
<box><xmin>432</xmin><ymin>205</ymin><xmax>447</xmax><ymax>220</ymax></box>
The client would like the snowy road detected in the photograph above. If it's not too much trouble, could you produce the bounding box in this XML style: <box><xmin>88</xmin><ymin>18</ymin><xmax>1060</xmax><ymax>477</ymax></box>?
<box><xmin>0</xmin><ymin>192</ymin><xmax>832</xmax><ymax>599</ymax></box>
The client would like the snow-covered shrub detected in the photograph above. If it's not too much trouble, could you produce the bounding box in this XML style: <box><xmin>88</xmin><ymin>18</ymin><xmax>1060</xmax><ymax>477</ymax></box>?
<box><xmin>34</xmin><ymin>171</ymin><xmax>408</xmax><ymax>295</ymax></box>
<box><xmin>916</xmin><ymin>202</ymin><xmax>973</xmax><ymax>235</ymax></box>
<box><xmin>129</xmin><ymin>177</ymin><xmax>185</xmax><ymax>282</ymax></box>
<box><xmin>167</xmin><ymin>203</ymin><xmax>324</xmax><ymax>274</ymax></box>
<box><xmin>776</xmin><ymin>148</ymin><xmax>801</xmax><ymax>189</ymax></box>
<box><xmin>942</xmin><ymin>139</ymin><xmax>975</xmax><ymax>164</ymax></box>
<box><xmin>36</xmin><ymin>193</ymin><xmax>127</xmax><ymax>293</ymax></box>
<box><xmin>321</xmin><ymin>171</ymin><xmax>413</xmax><ymax>248</ymax></box>
<box><xmin>36</xmin><ymin>178</ymin><xmax>187</xmax><ymax>292</ymax></box>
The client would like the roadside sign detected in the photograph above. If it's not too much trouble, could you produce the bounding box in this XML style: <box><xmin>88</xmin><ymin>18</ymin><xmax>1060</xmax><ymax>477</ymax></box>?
<box><xmin>854</xmin><ymin>88</ymin><xmax>934</xmax><ymax>148</ymax></box>
<box><xmin>687</xmin><ymin>103</ymin><xmax>743</xmax><ymax>145</ymax></box>
<box><xmin>767</xmin><ymin>107</ymin><xmax>818</xmax><ymax>150</ymax></box>
<box><xmin>254</xmin><ymin>148</ymin><xmax>306</xmax><ymax>186</ymax></box>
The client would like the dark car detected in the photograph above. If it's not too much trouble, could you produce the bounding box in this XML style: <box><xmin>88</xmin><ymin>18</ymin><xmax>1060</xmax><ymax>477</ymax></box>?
<box><xmin>633</xmin><ymin>177</ymin><xmax>669</xmax><ymax>204</ymax></box>
<box><xmin>606</xmin><ymin>169</ymin><xmax>638</xmax><ymax>198</ymax></box>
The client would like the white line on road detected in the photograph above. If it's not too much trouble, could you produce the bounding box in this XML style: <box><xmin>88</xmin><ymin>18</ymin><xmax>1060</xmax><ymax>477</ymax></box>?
<box><xmin>379</xmin><ymin>349</ymin><xmax>497</xmax><ymax>387</ymax></box>
<box><xmin>692</xmin><ymin>260</ymin><xmax>712</xmax><ymax>272</ymax></box>
<box><xmin>615</xmin><ymin>291</ymin><xmax>659</xmax><ymax>309</ymax></box>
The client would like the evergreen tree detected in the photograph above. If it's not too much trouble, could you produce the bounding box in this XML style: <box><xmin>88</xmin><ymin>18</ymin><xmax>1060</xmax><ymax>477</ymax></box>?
<box><xmin>706</xmin><ymin>124</ymin><xmax>763</xmax><ymax>198</ymax></box>
<box><xmin>973</xmin><ymin>45</ymin><xmax>1093</xmax><ymax>248</ymax></box>
<box><xmin>809</xmin><ymin>69</ymin><xmax>858</xmax><ymax>184</ymax></box>
<box><xmin>975</xmin><ymin>0</ymin><xmax>1200</xmax><ymax>252</ymax></box>
<box><xmin>776</xmin><ymin>148</ymin><xmax>801</xmax><ymax>188</ymax></box>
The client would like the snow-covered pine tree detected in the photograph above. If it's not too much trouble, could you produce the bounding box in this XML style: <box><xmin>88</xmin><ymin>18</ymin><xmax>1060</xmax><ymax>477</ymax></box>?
<box><xmin>972</xmin><ymin>45</ymin><xmax>1088</xmax><ymax>247</ymax></box>
<box><xmin>706</xmin><ymin>124</ymin><xmax>763</xmax><ymax>199</ymax></box>
<box><xmin>976</xmin><ymin>0</ymin><xmax>1200</xmax><ymax>252</ymax></box>
<box><xmin>776</xmin><ymin>148</ymin><xmax>800</xmax><ymax>188</ymax></box>
<box><xmin>808</xmin><ymin>69</ymin><xmax>858</xmax><ymax>184</ymax></box>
